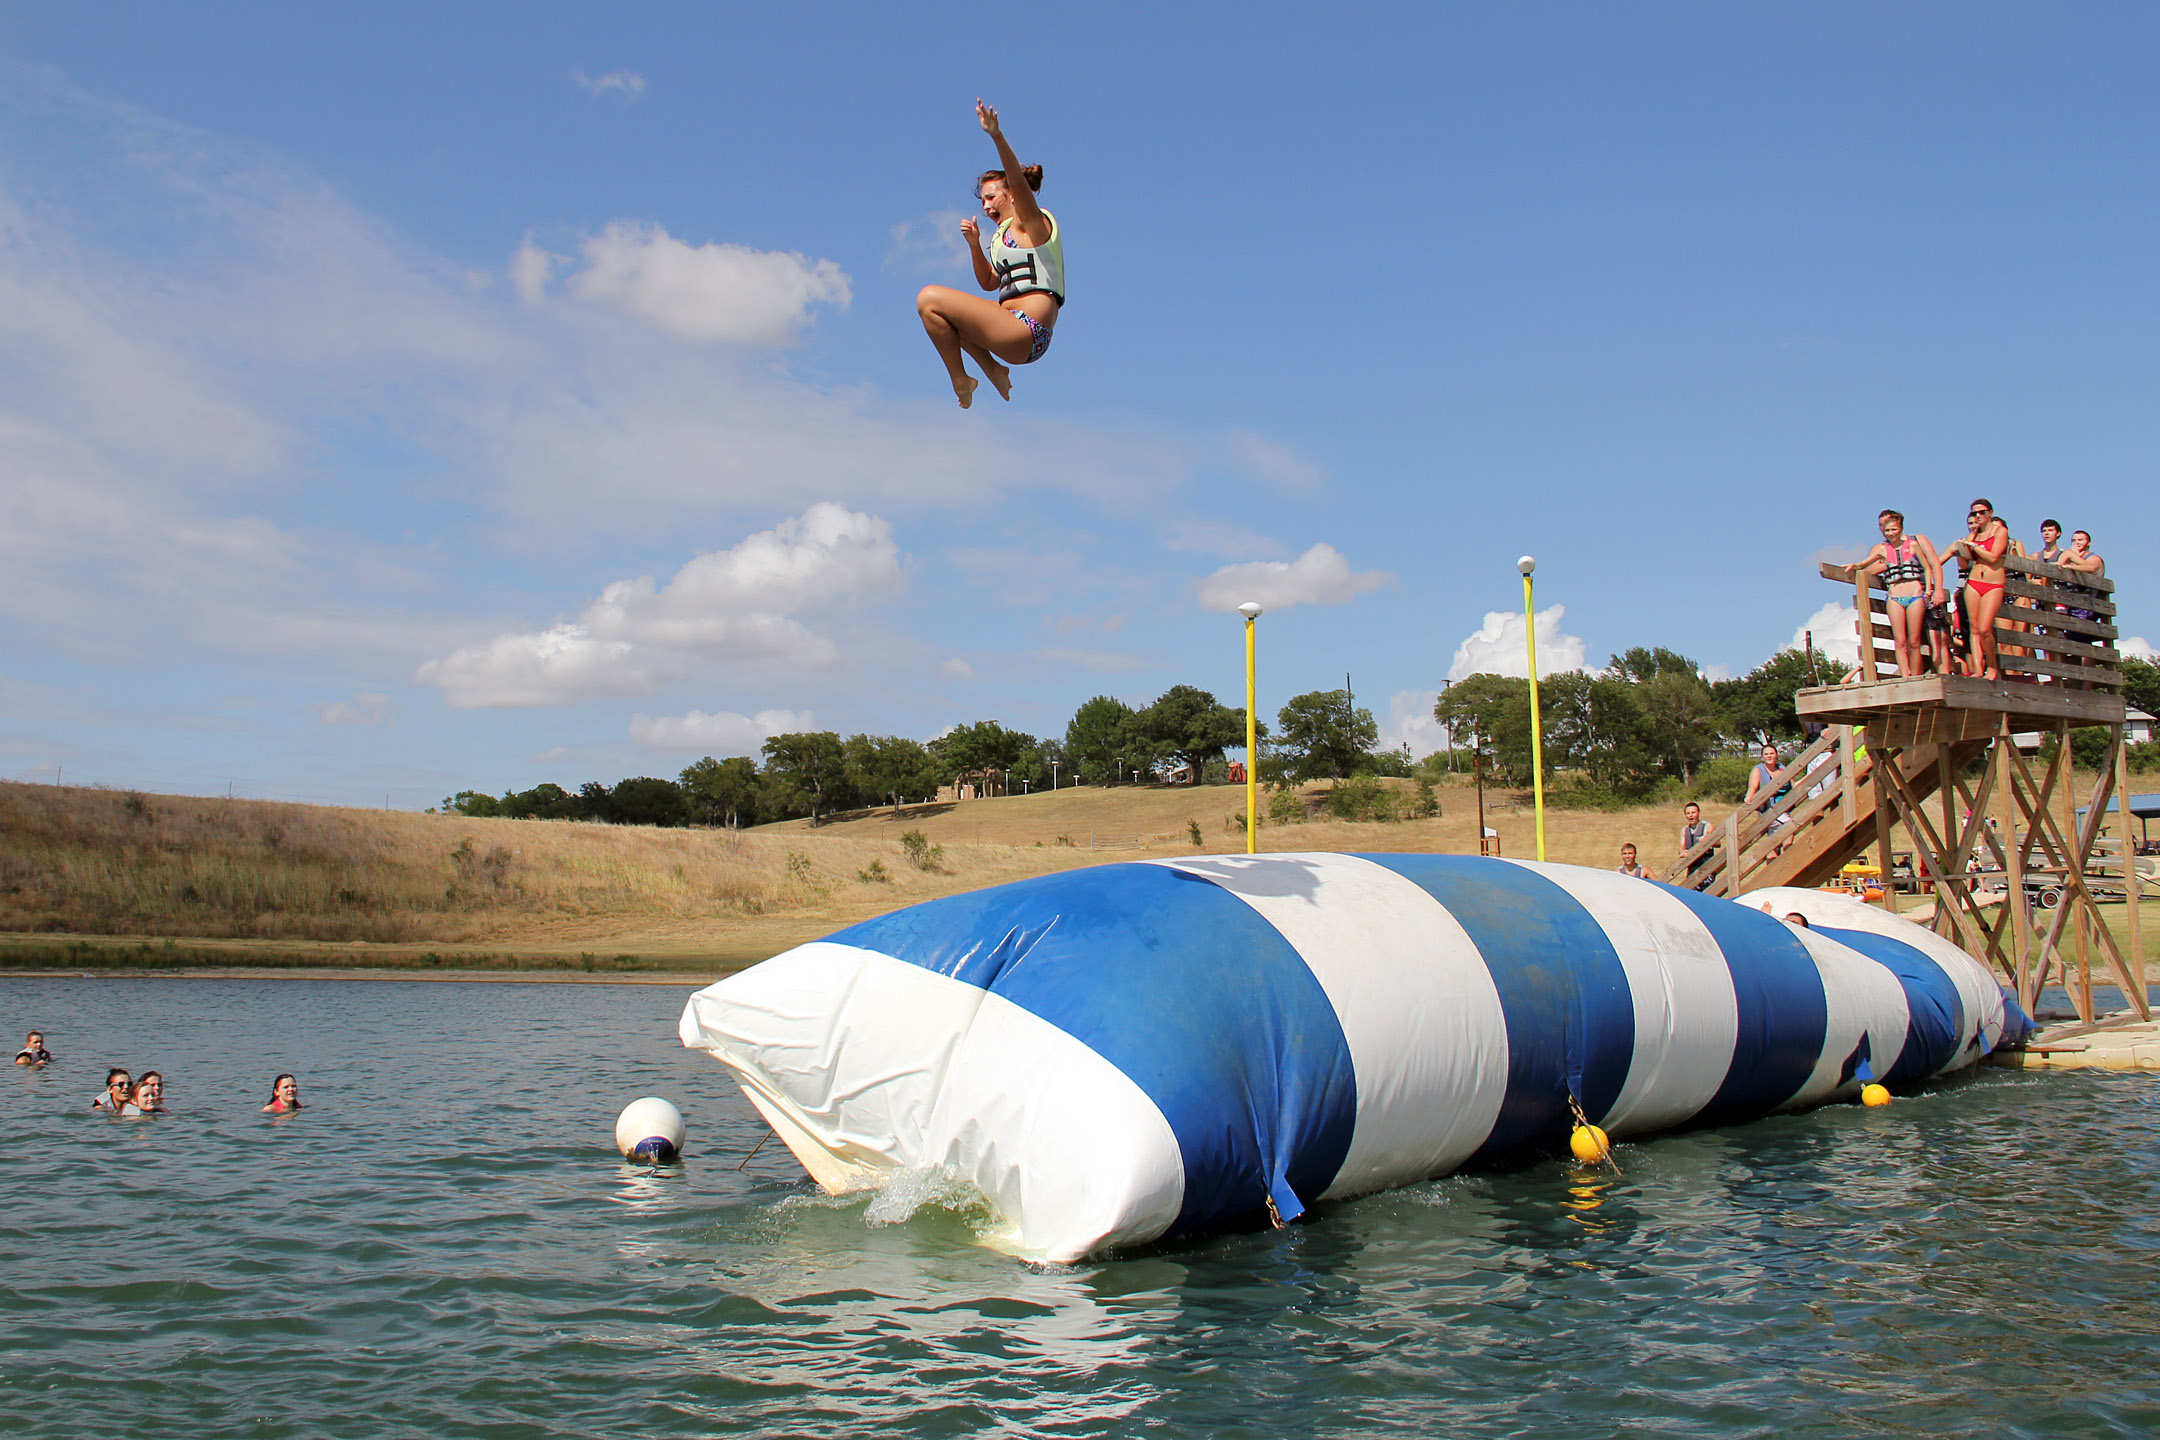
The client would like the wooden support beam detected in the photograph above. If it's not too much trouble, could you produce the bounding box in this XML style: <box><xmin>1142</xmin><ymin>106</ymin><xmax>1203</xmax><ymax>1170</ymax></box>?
<box><xmin>1996</xmin><ymin>722</ymin><xmax>2031</xmax><ymax>996</ymax></box>
<box><xmin>2115</xmin><ymin>724</ymin><xmax>2149</xmax><ymax>1018</ymax></box>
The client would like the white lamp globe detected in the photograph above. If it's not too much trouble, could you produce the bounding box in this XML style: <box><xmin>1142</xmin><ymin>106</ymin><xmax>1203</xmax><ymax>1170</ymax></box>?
<box><xmin>1517</xmin><ymin>556</ymin><xmax>1537</xmax><ymax>576</ymax></box>
<box><xmin>1237</xmin><ymin>602</ymin><xmax>1263</xmax><ymax>620</ymax></box>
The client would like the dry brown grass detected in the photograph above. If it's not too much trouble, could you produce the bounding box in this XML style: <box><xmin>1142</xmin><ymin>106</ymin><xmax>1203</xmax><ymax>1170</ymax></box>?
<box><xmin>14</xmin><ymin>776</ymin><xmax>2138</xmax><ymax>975</ymax></box>
<box><xmin>775</xmin><ymin>776</ymin><xmax>1732</xmax><ymax>872</ymax></box>
<box><xmin>0</xmin><ymin>781</ymin><xmax>1111</xmax><ymax>964</ymax></box>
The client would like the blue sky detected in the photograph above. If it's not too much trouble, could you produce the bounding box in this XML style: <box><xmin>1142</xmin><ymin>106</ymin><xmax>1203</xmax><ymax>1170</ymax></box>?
<box><xmin>1</xmin><ymin>4</ymin><xmax>2152</xmax><ymax>806</ymax></box>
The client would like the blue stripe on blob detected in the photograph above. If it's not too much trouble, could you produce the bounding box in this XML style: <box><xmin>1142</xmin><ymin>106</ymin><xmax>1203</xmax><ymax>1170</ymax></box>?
<box><xmin>1360</xmin><ymin>856</ymin><xmax>1634</xmax><ymax>1157</ymax></box>
<box><xmin>1653</xmin><ymin>886</ymin><xmax>1828</xmax><ymax>1118</ymax></box>
<box><xmin>1817</xmin><ymin>926</ymin><xmax>1964</xmax><ymax>1084</ymax></box>
<box><xmin>828</xmin><ymin>863</ymin><xmax>1357</xmax><ymax>1235</ymax></box>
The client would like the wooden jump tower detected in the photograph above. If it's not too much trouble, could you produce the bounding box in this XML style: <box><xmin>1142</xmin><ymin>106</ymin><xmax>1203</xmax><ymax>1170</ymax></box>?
<box><xmin>1664</xmin><ymin>553</ymin><xmax>2147</xmax><ymax>1023</ymax></box>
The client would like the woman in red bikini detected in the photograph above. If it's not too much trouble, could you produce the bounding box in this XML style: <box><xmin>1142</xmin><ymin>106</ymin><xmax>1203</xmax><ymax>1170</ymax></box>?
<box><xmin>915</xmin><ymin>100</ymin><xmax>1063</xmax><ymax>409</ymax></box>
<box><xmin>1861</xmin><ymin>509</ymin><xmax>1942</xmax><ymax>677</ymax></box>
<box><xmin>1947</xmin><ymin>498</ymin><xmax>2010</xmax><ymax>680</ymax></box>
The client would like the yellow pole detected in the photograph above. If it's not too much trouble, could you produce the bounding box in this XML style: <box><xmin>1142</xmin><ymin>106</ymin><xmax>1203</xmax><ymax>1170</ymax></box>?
<box><xmin>1240</xmin><ymin>601</ymin><xmax>1262</xmax><ymax>853</ymax></box>
<box><xmin>1520</xmin><ymin>557</ymin><xmax>1546</xmax><ymax>861</ymax></box>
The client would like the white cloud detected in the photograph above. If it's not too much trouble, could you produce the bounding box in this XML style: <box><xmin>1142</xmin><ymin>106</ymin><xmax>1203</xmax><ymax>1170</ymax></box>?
<box><xmin>2122</xmin><ymin>635</ymin><xmax>2155</xmax><ymax>662</ymax></box>
<box><xmin>572</xmin><ymin>69</ymin><xmax>646</xmax><ymax>99</ymax></box>
<box><xmin>1700</xmin><ymin>662</ymin><xmax>1733</xmax><ymax>683</ymax></box>
<box><xmin>316</xmin><ymin>691</ymin><xmax>394</xmax><ymax>726</ymax></box>
<box><xmin>1220</xmin><ymin>430</ymin><xmax>1326</xmax><ymax>492</ymax></box>
<box><xmin>1378</xmin><ymin>689</ymin><xmax>1449</xmax><ymax>759</ymax></box>
<box><xmin>564</xmin><ymin>222</ymin><xmax>850</xmax><ymax>345</ymax></box>
<box><xmin>939</xmin><ymin>658</ymin><xmax>975</xmax><ymax>681</ymax></box>
<box><xmin>887</xmin><ymin>210</ymin><xmax>973</xmax><ymax>276</ymax></box>
<box><xmin>416</xmin><ymin>503</ymin><xmax>901</xmax><ymax>707</ymax></box>
<box><xmin>1196</xmin><ymin>543</ymin><xmax>1392</xmax><ymax>613</ymax></box>
<box><xmin>1160</xmin><ymin>520</ymin><xmax>1283</xmax><ymax>559</ymax></box>
<box><xmin>629</xmin><ymin>707</ymin><xmax>809</xmax><ymax>754</ymax></box>
<box><xmin>1792</xmin><ymin>601</ymin><xmax>1861</xmax><ymax>666</ymax></box>
<box><xmin>510</xmin><ymin>237</ymin><xmax>559</xmax><ymax>304</ymax></box>
<box><xmin>530</xmin><ymin>746</ymin><xmax>570</xmax><ymax>765</ymax></box>
<box><xmin>1446</xmin><ymin>605</ymin><xmax>1588</xmax><ymax>681</ymax></box>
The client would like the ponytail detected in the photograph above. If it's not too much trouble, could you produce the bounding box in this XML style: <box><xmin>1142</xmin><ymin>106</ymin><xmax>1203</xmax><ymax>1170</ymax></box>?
<box><xmin>976</xmin><ymin>165</ymin><xmax>1045</xmax><ymax>195</ymax></box>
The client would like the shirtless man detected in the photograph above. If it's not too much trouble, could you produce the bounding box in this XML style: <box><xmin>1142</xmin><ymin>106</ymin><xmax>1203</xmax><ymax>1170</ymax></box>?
<box><xmin>1946</xmin><ymin>498</ymin><xmax>2011</xmax><ymax>680</ymax></box>
<box><xmin>1861</xmin><ymin>509</ymin><xmax>1942</xmax><ymax>677</ymax></box>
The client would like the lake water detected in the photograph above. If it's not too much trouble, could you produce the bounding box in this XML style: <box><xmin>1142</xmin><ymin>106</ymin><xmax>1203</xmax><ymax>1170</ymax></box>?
<box><xmin>2</xmin><ymin>976</ymin><xmax>2157</xmax><ymax>1439</ymax></box>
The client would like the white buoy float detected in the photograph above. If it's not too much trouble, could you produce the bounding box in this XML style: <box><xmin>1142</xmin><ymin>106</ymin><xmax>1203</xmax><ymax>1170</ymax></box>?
<box><xmin>614</xmin><ymin>1096</ymin><xmax>686</xmax><ymax>1163</ymax></box>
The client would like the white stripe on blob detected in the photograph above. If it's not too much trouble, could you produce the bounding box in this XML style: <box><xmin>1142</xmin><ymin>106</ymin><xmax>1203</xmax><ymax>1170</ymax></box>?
<box><xmin>1778</xmin><ymin>924</ymin><xmax>1910</xmax><ymax>1109</ymax></box>
<box><xmin>680</xmin><ymin>942</ymin><xmax>1186</xmax><ymax>1259</ymax></box>
<box><xmin>1148</xmin><ymin>853</ymin><xmax>1509</xmax><ymax>1201</ymax></box>
<box><xmin>1749</xmin><ymin>886</ymin><xmax>2007</xmax><ymax>1063</ymax></box>
<box><xmin>916</xmin><ymin>986</ymin><xmax>1186</xmax><ymax>1261</ymax></box>
<box><xmin>1499</xmin><ymin>861</ymin><xmax>1740</xmax><ymax>1135</ymax></box>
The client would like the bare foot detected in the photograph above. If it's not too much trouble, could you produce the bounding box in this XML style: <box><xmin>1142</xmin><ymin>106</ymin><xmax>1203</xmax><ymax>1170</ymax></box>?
<box><xmin>953</xmin><ymin>375</ymin><xmax>977</xmax><ymax>409</ymax></box>
<box><xmin>982</xmin><ymin>360</ymin><xmax>1012</xmax><ymax>401</ymax></box>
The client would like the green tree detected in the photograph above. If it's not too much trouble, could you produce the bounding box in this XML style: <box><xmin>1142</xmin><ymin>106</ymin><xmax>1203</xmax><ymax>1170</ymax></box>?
<box><xmin>2122</xmin><ymin>655</ymin><xmax>2160</xmax><ymax>722</ymax></box>
<box><xmin>498</xmin><ymin>782</ymin><xmax>586</xmax><ymax>821</ymax></box>
<box><xmin>442</xmin><ymin>790</ymin><xmax>501</xmax><ymax>817</ymax></box>
<box><xmin>843</xmin><ymin>734</ymin><xmax>941</xmax><ymax>816</ymax></box>
<box><xmin>932</xmin><ymin>721</ymin><xmax>1035</xmax><ymax>790</ymax></box>
<box><xmin>607</xmin><ymin>777</ymin><xmax>689</xmax><ymax>827</ymax></box>
<box><xmin>1635</xmin><ymin>668</ymin><xmax>1720</xmax><ymax>783</ymax></box>
<box><xmin>1133</xmin><ymin>684</ymin><xmax>1248</xmax><ymax>781</ymax></box>
<box><xmin>1715</xmin><ymin>647</ymin><xmax>1851</xmax><ymax>747</ymax></box>
<box><xmin>1276</xmin><ymin>689</ymin><xmax>1379</xmax><ymax>782</ymax></box>
<box><xmin>761</xmin><ymin>731</ymin><xmax>854</xmax><ymax>823</ymax></box>
<box><xmin>1063</xmin><ymin>695</ymin><xmax>1139</xmax><ymax>785</ymax></box>
<box><xmin>1607</xmin><ymin>646</ymin><xmax>1702</xmax><ymax>685</ymax></box>
<box><xmin>1433</xmin><ymin>675</ymin><xmax>1533</xmax><ymax>782</ymax></box>
<box><xmin>680</xmin><ymin>755</ymin><xmax>761</xmax><ymax>828</ymax></box>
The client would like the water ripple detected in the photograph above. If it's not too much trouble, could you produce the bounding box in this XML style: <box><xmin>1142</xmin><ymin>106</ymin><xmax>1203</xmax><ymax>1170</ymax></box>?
<box><xmin>1</xmin><ymin>977</ymin><xmax>2156</xmax><ymax>1437</ymax></box>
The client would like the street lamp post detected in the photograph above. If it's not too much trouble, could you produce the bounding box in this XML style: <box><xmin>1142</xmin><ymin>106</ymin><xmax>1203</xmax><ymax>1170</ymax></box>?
<box><xmin>1239</xmin><ymin>601</ymin><xmax>1263</xmax><ymax>855</ymax></box>
<box><xmin>1518</xmin><ymin>555</ymin><xmax>1547</xmax><ymax>862</ymax></box>
<box><xmin>1051</xmin><ymin>758</ymin><xmax>1061</xmax><ymax>791</ymax></box>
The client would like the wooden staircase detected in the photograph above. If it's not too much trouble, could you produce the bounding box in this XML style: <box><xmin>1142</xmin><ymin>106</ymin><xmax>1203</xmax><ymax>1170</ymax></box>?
<box><xmin>1663</xmin><ymin>726</ymin><xmax>1975</xmax><ymax>898</ymax></box>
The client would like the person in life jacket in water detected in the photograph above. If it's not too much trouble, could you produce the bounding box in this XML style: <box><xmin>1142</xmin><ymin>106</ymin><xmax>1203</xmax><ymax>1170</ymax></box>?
<box><xmin>915</xmin><ymin>99</ymin><xmax>1064</xmax><ymax>409</ymax></box>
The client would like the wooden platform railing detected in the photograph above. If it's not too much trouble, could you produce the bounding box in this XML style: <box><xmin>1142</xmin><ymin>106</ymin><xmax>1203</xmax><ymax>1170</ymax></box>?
<box><xmin>1665</xmin><ymin>725</ymin><xmax>1878</xmax><ymax>896</ymax></box>
<box><xmin>1824</xmin><ymin>553</ymin><xmax>2122</xmax><ymax>691</ymax></box>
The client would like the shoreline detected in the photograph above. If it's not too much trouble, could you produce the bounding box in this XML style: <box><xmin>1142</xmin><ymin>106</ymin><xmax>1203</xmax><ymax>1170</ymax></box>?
<box><xmin>0</xmin><ymin>964</ymin><xmax>726</xmax><ymax>985</ymax></box>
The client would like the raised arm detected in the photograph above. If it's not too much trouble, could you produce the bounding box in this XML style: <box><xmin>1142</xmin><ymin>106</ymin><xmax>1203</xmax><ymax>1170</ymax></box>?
<box><xmin>959</xmin><ymin>215</ymin><xmax>999</xmax><ymax>291</ymax></box>
<box><xmin>1860</xmin><ymin>542</ymin><xmax>1890</xmax><ymax>577</ymax></box>
<box><xmin>977</xmin><ymin>100</ymin><xmax>1048</xmax><ymax>241</ymax></box>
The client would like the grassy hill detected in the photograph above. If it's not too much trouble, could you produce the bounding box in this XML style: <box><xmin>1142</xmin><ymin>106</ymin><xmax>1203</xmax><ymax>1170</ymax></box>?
<box><xmin>0</xmin><ymin>776</ymin><xmax>1705</xmax><ymax>973</ymax></box>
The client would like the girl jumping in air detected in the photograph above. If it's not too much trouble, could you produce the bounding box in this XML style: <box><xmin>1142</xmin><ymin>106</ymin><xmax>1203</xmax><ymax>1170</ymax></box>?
<box><xmin>915</xmin><ymin>100</ymin><xmax>1063</xmax><ymax>408</ymax></box>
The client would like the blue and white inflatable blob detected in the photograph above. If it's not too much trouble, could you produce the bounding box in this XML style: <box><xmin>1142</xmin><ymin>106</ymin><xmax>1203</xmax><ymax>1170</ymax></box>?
<box><xmin>679</xmin><ymin>856</ymin><xmax>2022</xmax><ymax>1262</ymax></box>
<box><xmin>615</xmin><ymin>1096</ymin><xmax>687</xmax><ymax>1164</ymax></box>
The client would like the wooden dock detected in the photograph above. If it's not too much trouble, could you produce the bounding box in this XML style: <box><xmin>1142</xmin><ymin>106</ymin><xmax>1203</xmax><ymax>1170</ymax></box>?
<box><xmin>1666</xmin><ymin>551</ymin><xmax>2149</xmax><ymax>1028</ymax></box>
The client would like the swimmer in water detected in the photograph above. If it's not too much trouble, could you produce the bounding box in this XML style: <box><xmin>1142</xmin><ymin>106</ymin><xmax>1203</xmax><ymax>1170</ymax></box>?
<box><xmin>261</xmin><ymin>1073</ymin><xmax>302</xmax><ymax>1113</ymax></box>
<box><xmin>915</xmin><ymin>99</ymin><xmax>1063</xmax><ymax>409</ymax></box>
<box><xmin>15</xmin><ymin>1030</ymin><xmax>51</xmax><ymax>1066</ymax></box>
<box><xmin>93</xmin><ymin>1068</ymin><xmax>131</xmax><ymax>1111</ymax></box>
<box><xmin>121</xmin><ymin>1071</ymin><xmax>164</xmax><ymax>1116</ymax></box>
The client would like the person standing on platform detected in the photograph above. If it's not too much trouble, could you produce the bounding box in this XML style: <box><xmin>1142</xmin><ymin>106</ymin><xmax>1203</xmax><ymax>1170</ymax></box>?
<box><xmin>2061</xmin><ymin>530</ymin><xmax>2107</xmax><ymax>685</ymax></box>
<box><xmin>1861</xmin><ymin>509</ymin><xmax>1942</xmax><ymax>677</ymax></box>
<box><xmin>1946</xmin><ymin>499</ymin><xmax>2011</xmax><ymax>680</ymax></box>
<box><xmin>915</xmin><ymin>100</ymin><xmax>1063</xmax><ymax>409</ymax></box>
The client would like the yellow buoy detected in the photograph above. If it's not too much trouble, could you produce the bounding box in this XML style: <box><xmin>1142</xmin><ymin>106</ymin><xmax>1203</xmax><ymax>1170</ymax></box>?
<box><xmin>1569</xmin><ymin>1124</ymin><xmax>1612</xmax><ymax>1164</ymax></box>
<box><xmin>1861</xmin><ymin>1083</ymin><xmax>1891</xmax><ymax>1107</ymax></box>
